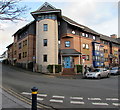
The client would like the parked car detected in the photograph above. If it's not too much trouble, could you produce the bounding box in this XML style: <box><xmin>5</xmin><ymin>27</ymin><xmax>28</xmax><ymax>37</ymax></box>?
<box><xmin>109</xmin><ymin>67</ymin><xmax>120</xmax><ymax>75</ymax></box>
<box><xmin>85</xmin><ymin>68</ymin><xmax>110</xmax><ymax>79</ymax></box>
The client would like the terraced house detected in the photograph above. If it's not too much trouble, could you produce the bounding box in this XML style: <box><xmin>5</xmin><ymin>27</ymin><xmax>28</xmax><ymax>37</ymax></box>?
<box><xmin>6</xmin><ymin>2</ymin><xmax>120</xmax><ymax>73</ymax></box>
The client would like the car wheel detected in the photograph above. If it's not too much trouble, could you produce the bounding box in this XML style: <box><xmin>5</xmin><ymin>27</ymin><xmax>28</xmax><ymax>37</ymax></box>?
<box><xmin>97</xmin><ymin>75</ymin><xmax>101</xmax><ymax>79</ymax></box>
<box><xmin>107</xmin><ymin>73</ymin><xmax>110</xmax><ymax>78</ymax></box>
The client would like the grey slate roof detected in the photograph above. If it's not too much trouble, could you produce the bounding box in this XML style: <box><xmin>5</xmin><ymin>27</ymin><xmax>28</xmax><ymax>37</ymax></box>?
<box><xmin>61</xmin><ymin>49</ymin><xmax>81</xmax><ymax>55</ymax></box>
<box><xmin>100</xmin><ymin>34</ymin><xmax>120</xmax><ymax>44</ymax></box>
<box><xmin>62</xmin><ymin>16</ymin><xmax>100</xmax><ymax>36</ymax></box>
<box><xmin>31</xmin><ymin>2</ymin><xmax>61</xmax><ymax>14</ymax></box>
<box><xmin>13</xmin><ymin>21</ymin><xmax>35</xmax><ymax>36</ymax></box>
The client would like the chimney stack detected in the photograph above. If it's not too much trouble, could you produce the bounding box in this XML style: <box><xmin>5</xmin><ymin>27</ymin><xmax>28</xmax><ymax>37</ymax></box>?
<box><xmin>110</xmin><ymin>34</ymin><xmax>117</xmax><ymax>38</ymax></box>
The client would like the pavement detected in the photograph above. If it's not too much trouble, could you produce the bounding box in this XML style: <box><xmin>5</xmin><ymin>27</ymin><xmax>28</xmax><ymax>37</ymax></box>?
<box><xmin>0</xmin><ymin>87</ymin><xmax>31</xmax><ymax>109</ymax></box>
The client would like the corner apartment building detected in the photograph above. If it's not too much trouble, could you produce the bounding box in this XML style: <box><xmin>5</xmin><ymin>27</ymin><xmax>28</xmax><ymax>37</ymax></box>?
<box><xmin>7</xmin><ymin>2</ymin><xmax>120</xmax><ymax>73</ymax></box>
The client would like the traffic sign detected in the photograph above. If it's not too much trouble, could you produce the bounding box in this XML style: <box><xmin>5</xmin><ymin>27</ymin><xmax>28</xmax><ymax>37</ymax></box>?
<box><xmin>82</xmin><ymin>55</ymin><xmax>86</xmax><ymax>59</ymax></box>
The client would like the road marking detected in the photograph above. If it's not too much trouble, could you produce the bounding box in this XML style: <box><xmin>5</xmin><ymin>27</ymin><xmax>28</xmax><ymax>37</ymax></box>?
<box><xmin>37</xmin><ymin>94</ymin><xmax>47</xmax><ymax>97</ymax></box>
<box><xmin>106</xmin><ymin>98</ymin><xmax>119</xmax><ymax>101</ymax></box>
<box><xmin>70</xmin><ymin>97</ymin><xmax>83</xmax><ymax>100</ymax></box>
<box><xmin>70</xmin><ymin>101</ymin><xmax>85</xmax><ymax>104</ymax></box>
<box><xmin>21</xmin><ymin>92</ymin><xmax>47</xmax><ymax>97</ymax></box>
<box><xmin>88</xmin><ymin>98</ymin><xmax>101</xmax><ymax>100</ymax></box>
<box><xmin>21</xmin><ymin>92</ymin><xmax>31</xmax><ymax>95</ymax></box>
<box><xmin>92</xmin><ymin>102</ymin><xmax>108</xmax><ymax>106</ymax></box>
<box><xmin>37</xmin><ymin>98</ymin><xmax>44</xmax><ymax>101</ymax></box>
<box><xmin>52</xmin><ymin>95</ymin><xmax>65</xmax><ymax>99</ymax></box>
<box><xmin>50</xmin><ymin>99</ymin><xmax>63</xmax><ymax>103</ymax></box>
<box><xmin>112</xmin><ymin>103</ymin><xmax>120</xmax><ymax>106</ymax></box>
<box><xmin>30</xmin><ymin>97</ymin><xmax>44</xmax><ymax>101</ymax></box>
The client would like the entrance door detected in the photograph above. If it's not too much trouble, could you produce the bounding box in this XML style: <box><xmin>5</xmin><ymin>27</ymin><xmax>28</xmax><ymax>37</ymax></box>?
<box><xmin>64</xmin><ymin>57</ymin><xmax>71</xmax><ymax>68</ymax></box>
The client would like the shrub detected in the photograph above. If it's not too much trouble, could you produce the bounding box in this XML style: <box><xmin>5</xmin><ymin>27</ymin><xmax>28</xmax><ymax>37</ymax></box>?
<box><xmin>47</xmin><ymin>65</ymin><xmax>62</xmax><ymax>73</ymax></box>
<box><xmin>75</xmin><ymin>64</ymin><xmax>83</xmax><ymax>73</ymax></box>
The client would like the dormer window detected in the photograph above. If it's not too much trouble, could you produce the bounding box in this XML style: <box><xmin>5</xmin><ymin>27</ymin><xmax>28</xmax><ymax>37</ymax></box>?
<box><xmin>72</xmin><ymin>30</ymin><xmax>75</xmax><ymax>34</ymax></box>
<box><xmin>86</xmin><ymin>34</ymin><xmax>89</xmax><ymax>37</ymax></box>
<box><xmin>93</xmin><ymin>36</ymin><xmax>96</xmax><ymax>40</ymax></box>
<box><xmin>82</xmin><ymin>33</ymin><xmax>85</xmax><ymax>36</ymax></box>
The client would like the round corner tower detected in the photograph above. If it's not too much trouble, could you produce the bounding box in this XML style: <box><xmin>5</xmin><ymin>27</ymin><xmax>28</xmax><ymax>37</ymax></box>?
<box><xmin>31</xmin><ymin>2</ymin><xmax>61</xmax><ymax>72</ymax></box>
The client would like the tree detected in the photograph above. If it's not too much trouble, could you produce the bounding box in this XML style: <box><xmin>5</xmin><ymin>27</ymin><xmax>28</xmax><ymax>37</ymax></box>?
<box><xmin>0</xmin><ymin>0</ymin><xmax>28</xmax><ymax>21</ymax></box>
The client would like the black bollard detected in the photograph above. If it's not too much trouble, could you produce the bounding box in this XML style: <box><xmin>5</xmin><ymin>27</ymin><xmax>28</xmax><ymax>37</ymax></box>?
<box><xmin>31</xmin><ymin>87</ymin><xmax>38</xmax><ymax>110</ymax></box>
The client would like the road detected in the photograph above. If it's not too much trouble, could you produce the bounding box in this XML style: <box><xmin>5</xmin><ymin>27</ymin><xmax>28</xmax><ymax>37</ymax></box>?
<box><xmin>2</xmin><ymin>63</ymin><xmax>120</xmax><ymax>109</ymax></box>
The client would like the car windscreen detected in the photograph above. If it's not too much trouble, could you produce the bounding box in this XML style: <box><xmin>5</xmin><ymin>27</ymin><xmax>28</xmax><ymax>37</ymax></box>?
<box><xmin>94</xmin><ymin>69</ymin><xmax>100</xmax><ymax>72</ymax></box>
<box><xmin>112</xmin><ymin>67</ymin><xmax>118</xmax><ymax>70</ymax></box>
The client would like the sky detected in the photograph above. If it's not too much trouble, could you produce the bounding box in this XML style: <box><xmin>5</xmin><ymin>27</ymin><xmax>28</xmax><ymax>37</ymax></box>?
<box><xmin>0</xmin><ymin>0</ymin><xmax>119</xmax><ymax>55</ymax></box>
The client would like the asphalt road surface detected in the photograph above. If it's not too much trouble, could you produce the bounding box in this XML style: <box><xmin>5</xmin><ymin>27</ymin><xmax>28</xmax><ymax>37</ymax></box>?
<box><xmin>2</xmin><ymin>64</ymin><xmax>120</xmax><ymax>109</ymax></box>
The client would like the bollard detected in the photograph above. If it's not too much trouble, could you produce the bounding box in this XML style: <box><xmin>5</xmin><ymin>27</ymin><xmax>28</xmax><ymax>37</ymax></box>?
<box><xmin>31</xmin><ymin>87</ymin><xmax>38</xmax><ymax>110</ymax></box>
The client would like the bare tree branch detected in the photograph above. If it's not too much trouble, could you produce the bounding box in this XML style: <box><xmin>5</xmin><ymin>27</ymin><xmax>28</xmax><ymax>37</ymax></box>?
<box><xmin>0</xmin><ymin>0</ymin><xmax>28</xmax><ymax>21</ymax></box>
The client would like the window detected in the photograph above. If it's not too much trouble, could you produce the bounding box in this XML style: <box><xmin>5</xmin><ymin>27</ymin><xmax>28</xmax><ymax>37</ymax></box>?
<box><xmin>86</xmin><ymin>55</ymin><xmax>89</xmax><ymax>61</ymax></box>
<box><xmin>93</xmin><ymin>36</ymin><xmax>96</xmax><ymax>40</ymax></box>
<box><xmin>14</xmin><ymin>51</ymin><xmax>16</xmax><ymax>55</ymax></box>
<box><xmin>86</xmin><ymin>44</ymin><xmax>89</xmax><ymax>49</ymax></box>
<box><xmin>43</xmin><ymin>24</ymin><xmax>48</xmax><ymax>31</ymax></box>
<box><xmin>83</xmin><ymin>44</ymin><xmax>86</xmax><ymax>48</ymax></box>
<box><xmin>43</xmin><ymin>55</ymin><xmax>47</xmax><ymax>62</ymax></box>
<box><xmin>19</xmin><ymin>53</ymin><xmax>21</xmax><ymax>59</ymax></box>
<box><xmin>72</xmin><ymin>30</ymin><xmax>75</xmax><ymax>34</ymax></box>
<box><xmin>104</xmin><ymin>49</ymin><xmax>108</xmax><ymax>53</ymax></box>
<box><xmin>23</xmin><ymin>52</ymin><xmax>24</xmax><ymax>58</ymax></box>
<box><xmin>82</xmin><ymin>33</ymin><xmax>85</xmax><ymax>36</ymax></box>
<box><xmin>86</xmin><ymin>34</ymin><xmax>89</xmax><ymax>37</ymax></box>
<box><xmin>23</xmin><ymin>40</ymin><xmax>27</xmax><ymax>47</ymax></box>
<box><xmin>83</xmin><ymin>44</ymin><xmax>89</xmax><ymax>49</ymax></box>
<box><xmin>65</xmin><ymin>41</ymin><xmax>70</xmax><ymax>47</ymax></box>
<box><xmin>18</xmin><ymin>43</ymin><xmax>22</xmax><ymax>49</ymax></box>
<box><xmin>43</xmin><ymin>39</ymin><xmax>47</xmax><ymax>46</ymax></box>
<box><xmin>58</xmin><ymin>41</ymin><xmax>60</xmax><ymax>44</ymax></box>
<box><xmin>25</xmin><ymin>52</ymin><xmax>27</xmax><ymax>57</ymax></box>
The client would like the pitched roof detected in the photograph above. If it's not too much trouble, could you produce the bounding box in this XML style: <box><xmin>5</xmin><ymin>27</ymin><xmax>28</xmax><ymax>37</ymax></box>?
<box><xmin>61</xmin><ymin>49</ymin><xmax>81</xmax><ymax>55</ymax></box>
<box><xmin>31</xmin><ymin>2</ymin><xmax>61</xmax><ymax>14</ymax></box>
<box><xmin>6</xmin><ymin>43</ymin><xmax>13</xmax><ymax>48</ymax></box>
<box><xmin>13</xmin><ymin>21</ymin><xmax>35</xmax><ymax>36</ymax></box>
<box><xmin>62</xmin><ymin>16</ymin><xmax>100</xmax><ymax>36</ymax></box>
<box><xmin>100</xmin><ymin>34</ymin><xmax>120</xmax><ymax>44</ymax></box>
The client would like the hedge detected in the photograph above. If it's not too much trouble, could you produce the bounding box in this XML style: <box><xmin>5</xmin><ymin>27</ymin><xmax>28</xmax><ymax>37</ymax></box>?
<box><xmin>75</xmin><ymin>64</ymin><xmax>83</xmax><ymax>73</ymax></box>
<box><xmin>47</xmin><ymin>65</ymin><xmax>62</xmax><ymax>73</ymax></box>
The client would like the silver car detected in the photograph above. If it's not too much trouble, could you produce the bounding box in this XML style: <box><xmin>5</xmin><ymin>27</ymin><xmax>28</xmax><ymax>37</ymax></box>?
<box><xmin>109</xmin><ymin>67</ymin><xmax>120</xmax><ymax>75</ymax></box>
<box><xmin>85</xmin><ymin>68</ymin><xmax>110</xmax><ymax>79</ymax></box>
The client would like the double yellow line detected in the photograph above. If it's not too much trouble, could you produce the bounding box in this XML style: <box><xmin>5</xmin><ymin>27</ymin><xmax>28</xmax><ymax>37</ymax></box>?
<box><xmin>0</xmin><ymin>86</ymin><xmax>53</xmax><ymax>109</ymax></box>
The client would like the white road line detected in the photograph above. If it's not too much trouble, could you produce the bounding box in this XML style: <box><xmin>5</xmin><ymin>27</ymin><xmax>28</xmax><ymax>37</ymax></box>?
<box><xmin>30</xmin><ymin>97</ymin><xmax>44</xmax><ymax>101</ymax></box>
<box><xmin>37</xmin><ymin>94</ymin><xmax>47</xmax><ymax>97</ymax></box>
<box><xmin>70</xmin><ymin>97</ymin><xmax>83</xmax><ymax>100</ymax></box>
<box><xmin>37</xmin><ymin>97</ymin><xmax>44</xmax><ymax>101</ymax></box>
<box><xmin>50</xmin><ymin>99</ymin><xmax>63</xmax><ymax>103</ymax></box>
<box><xmin>70</xmin><ymin>101</ymin><xmax>85</xmax><ymax>104</ymax></box>
<box><xmin>88</xmin><ymin>98</ymin><xmax>101</xmax><ymax>101</ymax></box>
<box><xmin>52</xmin><ymin>95</ymin><xmax>65</xmax><ymax>99</ymax></box>
<box><xmin>21</xmin><ymin>92</ymin><xmax>31</xmax><ymax>95</ymax></box>
<box><xmin>92</xmin><ymin>102</ymin><xmax>108</xmax><ymax>106</ymax></box>
<box><xmin>106</xmin><ymin>98</ymin><xmax>119</xmax><ymax>101</ymax></box>
<box><xmin>112</xmin><ymin>103</ymin><xmax>120</xmax><ymax>106</ymax></box>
